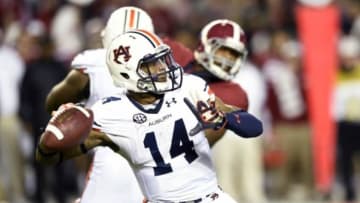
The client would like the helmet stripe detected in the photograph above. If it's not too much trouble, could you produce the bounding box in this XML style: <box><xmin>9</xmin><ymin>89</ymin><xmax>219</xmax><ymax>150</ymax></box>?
<box><xmin>129</xmin><ymin>8</ymin><xmax>136</xmax><ymax>28</ymax></box>
<box><xmin>137</xmin><ymin>29</ymin><xmax>161</xmax><ymax>46</ymax></box>
<box><xmin>233</xmin><ymin>22</ymin><xmax>240</xmax><ymax>40</ymax></box>
<box><xmin>136</xmin><ymin>10</ymin><xmax>140</xmax><ymax>28</ymax></box>
<box><xmin>128</xmin><ymin>31</ymin><xmax>156</xmax><ymax>47</ymax></box>
<box><xmin>123</xmin><ymin>9</ymin><xmax>128</xmax><ymax>33</ymax></box>
<box><xmin>127</xmin><ymin>30</ymin><xmax>161</xmax><ymax>48</ymax></box>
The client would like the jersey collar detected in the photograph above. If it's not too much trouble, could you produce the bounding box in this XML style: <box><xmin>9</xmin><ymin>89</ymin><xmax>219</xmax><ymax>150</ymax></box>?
<box><xmin>127</xmin><ymin>94</ymin><xmax>164</xmax><ymax>114</ymax></box>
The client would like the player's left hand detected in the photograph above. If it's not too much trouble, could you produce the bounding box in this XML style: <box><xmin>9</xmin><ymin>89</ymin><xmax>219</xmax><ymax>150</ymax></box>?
<box><xmin>184</xmin><ymin>98</ymin><xmax>227</xmax><ymax>136</ymax></box>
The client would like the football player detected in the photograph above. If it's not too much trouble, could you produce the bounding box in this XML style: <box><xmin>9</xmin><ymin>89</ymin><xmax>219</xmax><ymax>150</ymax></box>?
<box><xmin>37</xmin><ymin>29</ymin><xmax>262</xmax><ymax>203</ymax></box>
<box><xmin>45</xmin><ymin>6</ymin><xmax>198</xmax><ymax>203</ymax></box>
<box><xmin>45</xmin><ymin>6</ymin><xmax>154</xmax><ymax>203</ymax></box>
<box><xmin>185</xmin><ymin>19</ymin><xmax>266</xmax><ymax>202</ymax></box>
<box><xmin>184</xmin><ymin>19</ymin><xmax>249</xmax><ymax>145</ymax></box>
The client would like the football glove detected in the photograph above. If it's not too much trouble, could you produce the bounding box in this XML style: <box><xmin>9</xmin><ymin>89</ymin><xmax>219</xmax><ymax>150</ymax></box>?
<box><xmin>184</xmin><ymin>97</ymin><xmax>226</xmax><ymax>136</ymax></box>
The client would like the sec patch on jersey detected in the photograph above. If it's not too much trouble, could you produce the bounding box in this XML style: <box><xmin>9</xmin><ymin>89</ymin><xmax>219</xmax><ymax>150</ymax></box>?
<box><xmin>40</xmin><ymin>105</ymin><xmax>93</xmax><ymax>151</ymax></box>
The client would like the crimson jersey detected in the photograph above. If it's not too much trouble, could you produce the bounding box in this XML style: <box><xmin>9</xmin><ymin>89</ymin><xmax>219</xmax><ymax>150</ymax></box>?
<box><xmin>209</xmin><ymin>82</ymin><xmax>248</xmax><ymax>110</ymax></box>
<box><xmin>184</xmin><ymin>61</ymin><xmax>249</xmax><ymax>111</ymax></box>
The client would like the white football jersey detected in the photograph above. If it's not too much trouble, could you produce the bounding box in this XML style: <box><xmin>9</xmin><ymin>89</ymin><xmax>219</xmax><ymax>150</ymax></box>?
<box><xmin>71</xmin><ymin>48</ymin><xmax>123</xmax><ymax>107</ymax></box>
<box><xmin>70</xmin><ymin>49</ymin><xmax>143</xmax><ymax>203</ymax></box>
<box><xmin>91</xmin><ymin>74</ymin><xmax>219</xmax><ymax>202</ymax></box>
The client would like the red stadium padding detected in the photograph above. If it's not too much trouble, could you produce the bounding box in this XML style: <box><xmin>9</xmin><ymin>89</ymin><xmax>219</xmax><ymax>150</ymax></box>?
<box><xmin>296</xmin><ymin>4</ymin><xmax>340</xmax><ymax>193</ymax></box>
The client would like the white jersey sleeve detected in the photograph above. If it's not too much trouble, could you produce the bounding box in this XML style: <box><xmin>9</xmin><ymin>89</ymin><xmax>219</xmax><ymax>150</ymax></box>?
<box><xmin>70</xmin><ymin>49</ymin><xmax>123</xmax><ymax>107</ymax></box>
<box><xmin>71</xmin><ymin>49</ymin><xmax>107</xmax><ymax>71</ymax></box>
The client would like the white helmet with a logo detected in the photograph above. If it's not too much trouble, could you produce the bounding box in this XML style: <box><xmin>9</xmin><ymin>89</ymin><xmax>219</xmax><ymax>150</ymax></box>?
<box><xmin>106</xmin><ymin>29</ymin><xmax>183</xmax><ymax>94</ymax></box>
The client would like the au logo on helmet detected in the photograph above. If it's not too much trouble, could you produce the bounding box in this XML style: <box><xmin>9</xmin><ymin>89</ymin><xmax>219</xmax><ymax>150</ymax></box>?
<box><xmin>113</xmin><ymin>45</ymin><xmax>131</xmax><ymax>64</ymax></box>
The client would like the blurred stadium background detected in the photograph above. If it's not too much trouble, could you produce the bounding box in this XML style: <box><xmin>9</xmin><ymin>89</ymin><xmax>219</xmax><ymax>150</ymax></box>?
<box><xmin>0</xmin><ymin>0</ymin><xmax>359</xmax><ymax>203</ymax></box>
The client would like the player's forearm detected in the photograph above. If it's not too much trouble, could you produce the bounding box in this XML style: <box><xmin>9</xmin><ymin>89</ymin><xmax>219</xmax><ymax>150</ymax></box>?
<box><xmin>46</xmin><ymin>70</ymin><xmax>90</xmax><ymax>113</ymax></box>
<box><xmin>35</xmin><ymin>142</ymin><xmax>85</xmax><ymax>165</ymax></box>
<box><xmin>35</xmin><ymin>144</ymin><xmax>63</xmax><ymax>165</ymax></box>
<box><xmin>46</xmin><ymin>85</ymin><xmax>84</xmax><ymax>113</ymax></box>
<box><xmin>36</xmin><ymin>134</ymin><xmax>103</xmax><ymax>165</ymax></box>
<box><xmin>45</xmin><ymin>91</ymin><xmax>66</xmax><ymax>114</ymax></box>
<box><xmin>215</xmin><ymin>97</ymin><xmax>240</xmax><ymax>113</ymax></box>
<box><xmin>205</xmin><ymin>128</ymin><xmax>226</xmax><ymax>147</ymax></box>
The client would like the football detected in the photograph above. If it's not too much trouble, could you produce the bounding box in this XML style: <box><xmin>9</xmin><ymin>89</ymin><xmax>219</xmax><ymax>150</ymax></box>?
<box><xmin>40</xmin><ymin>105</ymin><xmax>94</xmax><ymax>151</ymax></box>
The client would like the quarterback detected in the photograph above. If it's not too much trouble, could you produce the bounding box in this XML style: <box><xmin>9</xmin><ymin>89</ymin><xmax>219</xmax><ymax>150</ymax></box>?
<box><xmin>37</xmin><ymin>29</ymin><xmax>262</xmax><ymax>202</ymax></box>
<box><xmin>45</xmin><ymin>6</ymin><xmax>197</xmax><ymax>203</ymax></box>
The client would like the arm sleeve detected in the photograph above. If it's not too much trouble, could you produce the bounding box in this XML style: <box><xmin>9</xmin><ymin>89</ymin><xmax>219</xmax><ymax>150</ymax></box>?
<box><xmin>224</xmin><ymin>110</ymin><xmax>263</xmax><ymax>138</ymax></box>
<box><xmin>71</xmin><ymin>49</ymin><xmax>106</xmax><ymax>73</ymax></box>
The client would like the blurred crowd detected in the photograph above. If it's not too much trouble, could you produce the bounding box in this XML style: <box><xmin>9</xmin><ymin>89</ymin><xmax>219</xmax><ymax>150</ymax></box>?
<box><xmin>0</xmin><ymin>0</ymin><xmax>359</xmax><ymax>203</ymax></box>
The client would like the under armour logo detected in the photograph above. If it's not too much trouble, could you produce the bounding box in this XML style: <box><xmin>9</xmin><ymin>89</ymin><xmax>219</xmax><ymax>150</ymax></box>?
<box><xmin>113</xmin><ymin>45</ymin><xmax>131</xmax><ymax>64</ymax></box>
<box><xmin>165</xmin><ymin>97</ymin><xmax>177</xmax><ymax>107</ymax></box>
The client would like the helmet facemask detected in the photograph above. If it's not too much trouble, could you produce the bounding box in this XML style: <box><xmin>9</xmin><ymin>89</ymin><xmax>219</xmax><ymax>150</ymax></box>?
<box><xmin>137</xmin><ymin>45</ymin><xmax>183</xmax><ymax>94</ymax></box>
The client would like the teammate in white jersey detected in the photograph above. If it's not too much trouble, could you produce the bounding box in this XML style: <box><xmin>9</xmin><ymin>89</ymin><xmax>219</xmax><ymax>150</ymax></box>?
<box><xmin>45</xmin><ymin>6</ymin><xmax>154</xmax><ymax>203</ymax></box>
<box><xmin>38</xmin><ymin>29</ymin><xmax>263</xmax><ymax>202</ymax></box>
